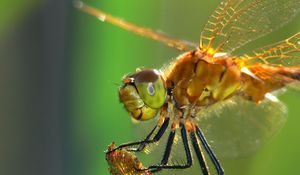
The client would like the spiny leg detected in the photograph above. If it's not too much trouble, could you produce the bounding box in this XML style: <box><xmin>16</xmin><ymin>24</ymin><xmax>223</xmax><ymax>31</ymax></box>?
<box><xmin>74</xmin><ymin>1</ymin><xmax>196</xmax><ymax>51</ymax></box>
<box><xmin>190</xmin><ymin>131</ymin><xmax>209</xmax><ymax>175</ymax></box>
<box><xmin>107</xmin><ymin>117</ymin><xmax>170</xmax><ymax>154</ymax></box>
<box><xmin>128</xmin><ymin>117</ymin><xmax>170</xmax><ymax>152</ymax></box>
<box><xmin>147</xmin><ymin>123</ymin><xmax>192</xmax><ymax>173</ymax></box>
<box><xmin>196</xmin><ymin>126</ymin><xmax>224</xmax><ymax>175</ymax></box>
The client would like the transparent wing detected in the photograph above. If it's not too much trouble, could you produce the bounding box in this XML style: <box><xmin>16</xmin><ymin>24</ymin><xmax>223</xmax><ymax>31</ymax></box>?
<box><xmin>200</xmin><ymin>0</ymin><xmax>300</xmax><ymax>54</ymax></box>
<box><xmin>196</xmin><ymin>94</ymin><xmax>287</xmax><ymax>159</ymax></box>
<box><xmin>243</xmin><ymin>31</ymin><xmax>300</xmax><ymax>66</ymax></box>
<box><xmin>74</xmin><ymin>1</ymin><xmax>196</xmax><ymax>51</ymax></box>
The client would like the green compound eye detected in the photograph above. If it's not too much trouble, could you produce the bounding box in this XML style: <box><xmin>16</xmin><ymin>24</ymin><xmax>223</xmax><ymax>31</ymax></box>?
<box><xmin>134</xmin><ymin>69</ymin><xmax>166</xmax><ymax>109</ymax></box>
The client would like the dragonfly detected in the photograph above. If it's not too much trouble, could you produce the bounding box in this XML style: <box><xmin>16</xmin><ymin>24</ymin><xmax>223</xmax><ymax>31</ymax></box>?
<box><xmin>75</xmin><ymin>0</ymin><xmax>300</xmax><ymax>174</ymax></box>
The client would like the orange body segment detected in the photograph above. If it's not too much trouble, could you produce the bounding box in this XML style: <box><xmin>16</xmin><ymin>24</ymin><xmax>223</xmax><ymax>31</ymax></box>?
<box><xmin>164</xmin><ymin>51</ymin><xmax>300</xmax><ymax>107</ymax></box>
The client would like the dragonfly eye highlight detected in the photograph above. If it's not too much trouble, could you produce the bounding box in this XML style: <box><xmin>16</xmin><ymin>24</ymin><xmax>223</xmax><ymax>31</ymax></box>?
<box><xmin>147</xmin><ymin>83</ymin><xmax>155</xmax><ymax>96</ymax></box>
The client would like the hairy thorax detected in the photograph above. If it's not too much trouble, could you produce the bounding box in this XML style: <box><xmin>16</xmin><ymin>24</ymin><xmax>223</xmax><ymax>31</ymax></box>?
<box><xmin>163</xmin><ymin>50</ymin><xmax>241</xmax><ymax>108</ymax></box>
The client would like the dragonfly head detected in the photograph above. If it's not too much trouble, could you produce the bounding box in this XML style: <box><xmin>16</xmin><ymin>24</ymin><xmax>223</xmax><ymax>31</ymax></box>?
<box><xmin>119</xmin><ymin>69</ymin><xmax>167</xmax><ymax>121</ymax></box>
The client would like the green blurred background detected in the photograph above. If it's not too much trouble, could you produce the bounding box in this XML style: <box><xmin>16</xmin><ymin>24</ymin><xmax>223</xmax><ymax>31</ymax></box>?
<box><xmin>1</xmin><ymin>0</ymin><xmax>300</xmax><ymax>175</ymax></box>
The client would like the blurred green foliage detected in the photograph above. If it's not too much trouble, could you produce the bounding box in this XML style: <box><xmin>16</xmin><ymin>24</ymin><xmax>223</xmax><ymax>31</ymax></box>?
<box><xmin>70</xmin><ymin>0</ymin><xmax>300</xmax><ymax>175</ymax></box>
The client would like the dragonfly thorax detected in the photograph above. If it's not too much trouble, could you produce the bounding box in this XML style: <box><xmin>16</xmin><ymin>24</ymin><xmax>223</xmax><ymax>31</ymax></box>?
<box><xmin>165</xmin><ymin>51</ymin><xmax>241</xmax><ymax>108</ymax></box>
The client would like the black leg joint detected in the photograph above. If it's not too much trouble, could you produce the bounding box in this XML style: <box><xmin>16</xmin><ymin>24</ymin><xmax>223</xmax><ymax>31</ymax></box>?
<box><xmin>106</xmin><ymin>117</ymin><xmax>170</xmax><ymax>154</ymax></box>
<box><xmin>147</xmin><ymin>124</ymin><xmax>192</xmax><ymax>172</ymax></box>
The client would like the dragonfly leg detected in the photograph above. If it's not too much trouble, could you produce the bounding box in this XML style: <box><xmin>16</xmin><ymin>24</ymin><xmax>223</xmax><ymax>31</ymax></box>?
<box><xmin>106</xmin><ymin>117</ymin><xmax>170</xmax><ymax>154</ymax></box>
<box><xmin>146</xmin><ymin>123</ymin><xmax>192</xmax><ymax>173</ymax></box>
<box><xmin>190</xmin><ymin>131</ymin><xmax>209</xmax><ymax>175</ymax></box>
<box><xmin>195</xmin><ymin>126</ymin><xmax>224</xmax><ymax>175</ymax></box>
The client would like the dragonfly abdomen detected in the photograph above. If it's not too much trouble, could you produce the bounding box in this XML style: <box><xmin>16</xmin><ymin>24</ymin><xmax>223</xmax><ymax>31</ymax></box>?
<box><xmin>240</xmin><ymin>64</ymin><xmax>300</xmax><ymax>102</ymax></box>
